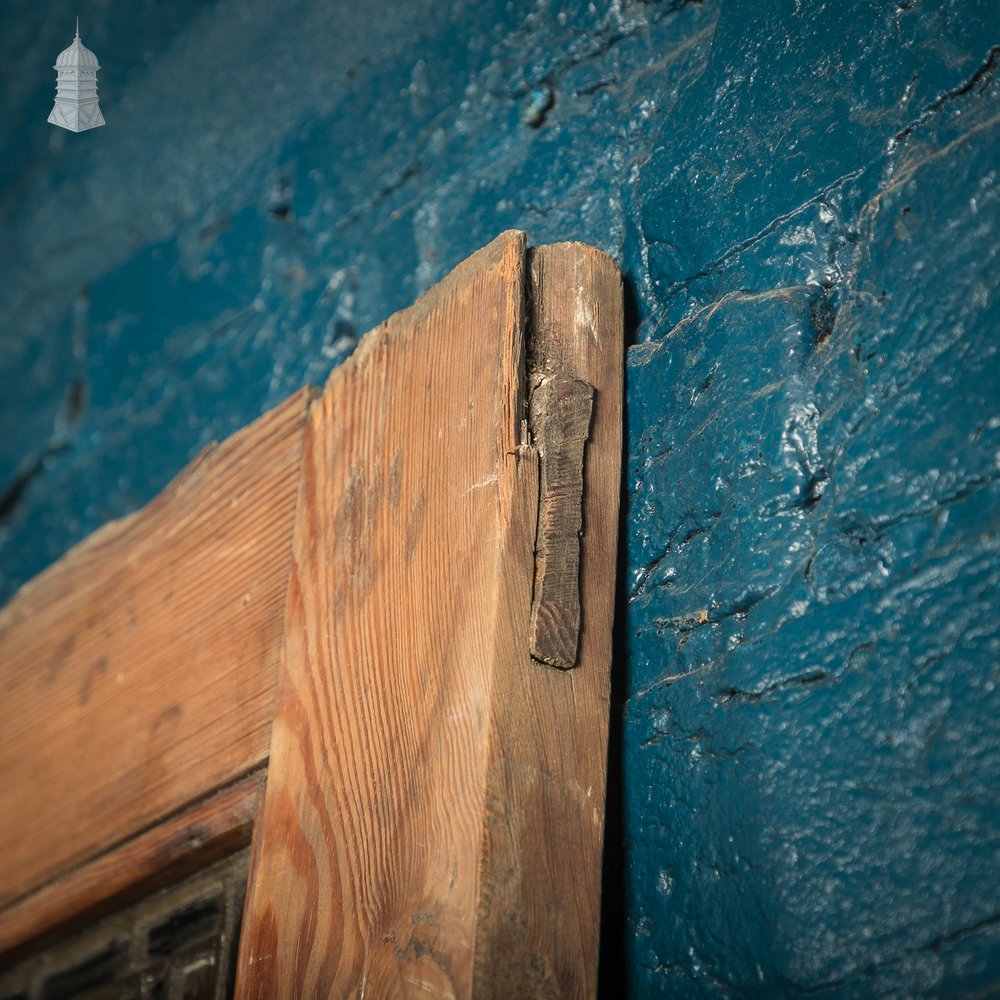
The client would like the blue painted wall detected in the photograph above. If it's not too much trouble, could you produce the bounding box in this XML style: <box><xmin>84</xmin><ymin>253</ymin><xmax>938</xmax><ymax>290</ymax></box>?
<box><xmin>2</xmin><ymin>1</ymin><xmax>998</xmax><ymax>995</ymax></box>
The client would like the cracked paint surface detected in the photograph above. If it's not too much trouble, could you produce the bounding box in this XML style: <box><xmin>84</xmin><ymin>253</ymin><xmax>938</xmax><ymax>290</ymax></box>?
<box><xmin>1</xmin><ymin>1</ymin><xmax>998</xmax><ymax>996</ymax></box>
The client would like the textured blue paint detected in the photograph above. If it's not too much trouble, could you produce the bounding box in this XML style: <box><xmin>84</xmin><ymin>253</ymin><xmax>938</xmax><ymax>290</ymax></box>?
<box><xmin>2</xmin><ymin>1</ymin><xmax>998</xmax><ymax>995</ymax></box>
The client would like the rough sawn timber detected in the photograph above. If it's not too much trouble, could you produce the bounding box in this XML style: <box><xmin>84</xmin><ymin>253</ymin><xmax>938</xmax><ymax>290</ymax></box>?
<box><xmin>527</xmin><ymin>373</ymin><xmax>595</xmax><ymax>670</ymax></box>
<box><xmin>235</xmin><ymin>232</ymin><xmax>623</xmax><ymax>998</ymax></box>
<box><xmin>473</xmin><ymin>244</ymin><xmax>623</xmax><ymax>997</ymax></box>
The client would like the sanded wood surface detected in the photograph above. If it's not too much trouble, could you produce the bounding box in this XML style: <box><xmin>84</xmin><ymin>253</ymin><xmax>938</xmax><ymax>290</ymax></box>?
<box><xmin>0</xmin><ymin>388</ymin><xmax>316</xmax><ymax>913</ymax></box>
<box><xmin>0</xmin><ymin>769</ymin><xmax>264</xmax><ymax>963</ymax></box>
<box><xmin>236</xmin><ymin>233</ymin><xmax>622</xmax><ymax>998</ymax></box>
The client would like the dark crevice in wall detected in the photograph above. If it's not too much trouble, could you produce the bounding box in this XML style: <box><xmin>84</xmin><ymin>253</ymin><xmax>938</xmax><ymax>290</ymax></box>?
<box><xmin>0</xmin><ymin>444</ymin><xmax>70</xmax><ymax>526</ymax></box>
<box><xmin>0</xmin><ymin>371</ymin><xmax>88</xmax><ymax>527</ymax></box>
<box><xmin>716</xmin><ymin>670</ymin><xmax>829</xmax><ymax>706</ymax></box>
<box><xmin>639</xmin><ymin>40</ymin><xmax>1000</xmax><ymax>347</ymax></box>
<box><xmin>337</xmin><ymin>161</ymin><xmax>425</xmax><ymax>231</ymax></box>
<box><xmin>641</xmin><ymin>165</ymin><xmax>868</xmax><ymax>341</ymax></box>
<box><xmin>797</xmin><ymin>911</ymin><xmax>1000</xmax><ymax>995</ymax></box>
<box><xmin>889</xmin><ymin>43</ymin><xmax>1000</xmax><ymax>151</ymax></box>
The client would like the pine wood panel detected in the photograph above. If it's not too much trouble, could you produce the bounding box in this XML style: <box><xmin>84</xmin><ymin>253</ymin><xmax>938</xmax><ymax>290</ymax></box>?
<box><xmin>0</xmin><ymin>769</ymin><xmax>264</xmax><ymax>963</ymax></box>
<box><xmin>0</xmin><ymin>388</ymin><xmax>316</xmax><ymax>912</ymax></box>
<box><xmin>236</xmin><ymin>232</ymin><xmax>526</xmax><ymax>998</ymax></box>
<box><xmin>236</xmin><ymin>233</ymin><xmax>622</xmax><ymax>997</ymax></box>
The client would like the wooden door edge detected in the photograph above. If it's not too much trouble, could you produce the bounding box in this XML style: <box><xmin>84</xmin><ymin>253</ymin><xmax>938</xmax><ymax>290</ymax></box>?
<box><xmin>472</xmin><ymin>241</ymin><xmax>624</xmax><ymax>998</ymax></box>
<box><xmin>235</xmin><ymin>233</ymin><xmax>623</xmax><ymax>997</ymax></box>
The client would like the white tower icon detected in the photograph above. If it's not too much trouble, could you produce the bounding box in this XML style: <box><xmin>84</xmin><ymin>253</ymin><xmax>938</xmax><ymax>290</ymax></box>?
<box><xmin>48</xmin><ymin>18</ymin><xmax>106</xmax><ymax>132</ymax></box>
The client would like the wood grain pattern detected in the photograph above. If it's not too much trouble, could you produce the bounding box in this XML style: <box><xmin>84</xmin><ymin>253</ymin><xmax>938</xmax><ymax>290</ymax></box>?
<box><xmin>0</xmin><ymin>388</ymin><xmax>316</xmax><ymax>912</ymax></box>
<box><xmin>237</xmin><ymin>231</ymin><xmax>528</xmax><ymax>999</ymax></box>
<box><xmin>0</xmin><ymin>769</ymin><xmax>264</xmax><ymax>964</ymax></box>
<box><xmin>528</xmin><ymin>374</ymin><xmax>595</xmax><ymax>669</ymax></box>
<box><xmin>237</xmin><ymin>233</ymin><xmax>622</xmax><ymax>997</ymax></box>
<box><xmin>473</xmin><ymin>243</ymin><xmax>623</xmax><ymax>999</ymax></box>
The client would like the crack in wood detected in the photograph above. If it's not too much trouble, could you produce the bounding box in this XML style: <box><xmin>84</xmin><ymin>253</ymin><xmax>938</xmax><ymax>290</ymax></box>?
<box><xmin>528</xmin><ymin>374</ymin><xmax>595</xmax><ymax>669</ymax></box>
